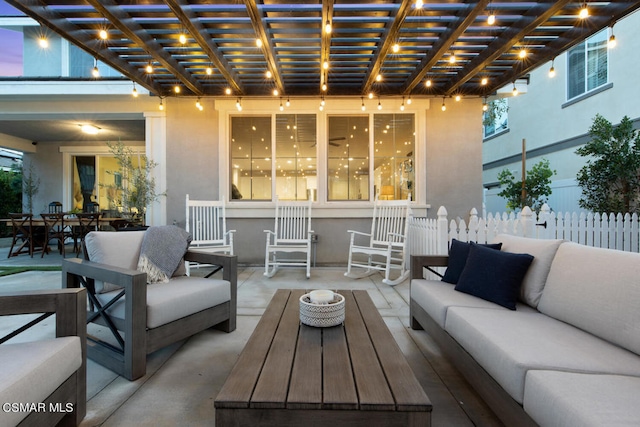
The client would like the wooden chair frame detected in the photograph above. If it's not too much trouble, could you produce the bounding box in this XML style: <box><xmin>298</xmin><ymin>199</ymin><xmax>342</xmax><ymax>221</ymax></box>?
<box><xmin>185</xmin><ymin>194</ymin><xmax>236</xmax><ymax>275</ymax></box>
<box><xmin>345</xmin><ymin>196</ymin><xmax>412</xmax><ymax>286</ymax></box>
<box><xmin>62</xmin><ymin>250</ymin><xmax>237</xmax><ymax>381</ymax></box>
<box><xmin>0</xmin><ymin>288</ymin><xmax>86</xmax><ymax>427</ymax></box>
<box><xmin>41</xmin><ymin>212</ymin><xmax>70</xmax><ymax>258</ymax></box>
<box><xmin>264</xmin><ymin>198</ymin><xmax>313</xmax><ymax>279</ymax></box>
<box><xmin>73</xmin><ymin>213</ymin><xmax>101</xmax><ymax>255</ymax></box>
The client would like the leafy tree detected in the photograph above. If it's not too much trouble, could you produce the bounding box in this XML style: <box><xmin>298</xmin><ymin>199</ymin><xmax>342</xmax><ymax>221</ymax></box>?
<box><xmin>576</xmin><ymin>114</ymin><xmax>640</xmax><ymax>213</ymax></box>
<box><xmin>0</xmin><ymin>164</ymin><xmax>23</xmax><ymax>237</ymax></box>
<box><xmin>497</xmin><ymin>158</ymin><xmax>556</xmax><ymax>212</ymax></box>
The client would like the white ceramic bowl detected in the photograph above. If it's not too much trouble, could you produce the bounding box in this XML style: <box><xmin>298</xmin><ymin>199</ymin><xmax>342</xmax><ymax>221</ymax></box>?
<box><xmin>299</xmin><ymin>292</ymin><xmax>345</xmax><ymax>327</ymax></box>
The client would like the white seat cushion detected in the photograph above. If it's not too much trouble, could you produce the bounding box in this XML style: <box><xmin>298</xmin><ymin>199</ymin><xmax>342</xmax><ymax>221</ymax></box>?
<box><xmin>0</xmin><ymin>337</ymin><xmax>81</xmax><ymax>427</ymax></box>
<box><xmin>445</xmin><ymin>306</ymin><xmax>640</xmax><ymax>404</ymax></box>
<box><xmin>524</xmin><ymin>371</ymin><xmax>640</xmax><ymax>427</ymax></box>
<box><xmin>96</xmin><ymin>276</ymin><xmax>230</xmax><ymax>329</ymax></box>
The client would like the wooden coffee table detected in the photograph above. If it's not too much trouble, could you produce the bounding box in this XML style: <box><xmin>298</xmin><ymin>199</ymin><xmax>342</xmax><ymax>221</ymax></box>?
<box><xmin>215</xmin><ymin>289</ymin><xmax>432</xmax><ymax>426</ymax></box>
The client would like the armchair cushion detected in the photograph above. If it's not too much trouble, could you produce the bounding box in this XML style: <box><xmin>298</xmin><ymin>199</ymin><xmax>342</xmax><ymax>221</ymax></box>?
<box><xmin>0</xmin><ymin>337</ymin><xmax>81</xmax><ymax>426</ymax></box>
<box><xmin>85</xmin><ymin>230</ymin><xmax>146</xmax><ymax>293</ymax></box>
<box><xmin>96</xmin><ymin>276</ymin><xmax>230</xmax><ymax>328</ymax></box>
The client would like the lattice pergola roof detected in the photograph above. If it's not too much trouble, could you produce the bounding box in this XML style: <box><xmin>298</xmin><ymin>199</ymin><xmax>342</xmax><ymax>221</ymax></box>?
<box><xmin>8</xmin><ymin>0</ymin><xmax>640</xmax><ymax>99</ymax></box>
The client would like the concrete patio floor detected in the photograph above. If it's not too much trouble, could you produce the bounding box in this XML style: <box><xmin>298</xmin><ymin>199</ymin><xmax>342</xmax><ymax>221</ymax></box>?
<box><xmin>0</xmin><ymin>240</ymin><xmax>503</xmax><ymax>427</ymax></box>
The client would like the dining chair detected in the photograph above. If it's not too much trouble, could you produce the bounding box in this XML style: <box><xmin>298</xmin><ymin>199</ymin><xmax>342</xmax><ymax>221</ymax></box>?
<box><xmin>74</xmin><ymin>212</ymin><xmax>101</xmax><ymax>255</ymax></box>
<box><xmin>41</xmin><ymin>212</ymin><xmax>70</xmax><ymax>257</ymax></box>
<box><xmin>8</xmin><ymin>213</ymin><xmax>34</xmax><ymax>257</ymax></box>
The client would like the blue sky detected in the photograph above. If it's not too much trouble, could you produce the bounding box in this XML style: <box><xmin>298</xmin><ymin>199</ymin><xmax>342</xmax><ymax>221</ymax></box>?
<box><xmin>0</xmin><ymin>1</ymin><xmax>25</xmax><ymax>76</ymax></box>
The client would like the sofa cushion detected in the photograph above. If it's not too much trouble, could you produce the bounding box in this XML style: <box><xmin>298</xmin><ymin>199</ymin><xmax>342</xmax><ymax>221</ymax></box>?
<box><xmin>96</xmin><ymin>276</ymin><xmax>230</xmax><ymax>329</ymax></box>
<box><xmin>441</xmin><ymin>239</ymin><xmax>502</xmax><ymax>284</ymax></box>
<box><xmin>445</xmin><ymin>306</ymin><xmax>640</xmax><ymax>404</ymax></box>
<box><xmin>493</xmin><ymin>234</ymin><xmax>563</xmax><ymax>308</ymax></box>
<box><xmin>85</xmin><ymin>230</ymin><xmax>146</xmax><ymax>293</ymax></box>
<box><xmin>524</xmin><ymin>371</ymin><xmax>640</xmax><ymax>427</ymax></box>
<box><xmin>0</xmin><ymin>337</ymin><xmax>81</xmax><ymax>427</ymax></box>
<box><xmin>455</xmin><ymin>243</ymin><xmax>534</xmax><ymax>310</ymax></box>
<box><xmin>538</xmin><ymin>242</ymin><xmax>640</xmax><ymax>355</ymax></box>
<box><xmin>411</xmin><ymin>278</ymin><xmax>535</xmax><ymax>328</ymax></box>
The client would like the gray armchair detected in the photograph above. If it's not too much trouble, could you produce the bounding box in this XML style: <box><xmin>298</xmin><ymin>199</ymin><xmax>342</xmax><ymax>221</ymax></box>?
<box><xmin>0</xmin><ymin>288</ymin><xmax>86</xmax><ymax>427</ymax></box>
<box><xmin>62</xmin><ymin>230</ymin><xmax>237</xmax><ymax>381</ymax></box>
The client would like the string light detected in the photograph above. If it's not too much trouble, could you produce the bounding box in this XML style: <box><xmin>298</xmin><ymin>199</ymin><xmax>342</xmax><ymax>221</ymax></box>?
<box><xmin>92</xmin><ymin>58</ymin><xmax>100</xmax><ymax>78</ymax></box>
<box><xmin>549</xmin><ymin>59</ymin><xmax>556</xmax><ymax>78</ymax></box>
<box><xmin>407</xmin><ymin>95</ymin><xmax>412</xmax><ymax>105</ymax></box>
<box><xmin>286</xmin><ymin>97</ymin><xmax>291</xmax><ymax>107</ymax></box>
<box><xmin>377</xmin><ymin>97</ymin><xmax>382</xmax><ymax>110</ymax></box>
<box><xmin>174</xmin><ymin>85</ymin><xmax>181</xmax><ymax>94</ymax></box>
<box><xmin>322</xmin><ymin>83</ymin><xmax>327</xmax><ymax>92</ymax></box>
<box><xmin>325</xmin><ymin>20</ymin><xmax>332</xmax><ymax>34</ymax></box>
<box><xmin>481</xmin><ymin>77</ymin><xmax>488</xmax><ymax>85</ymax></box>
<box><xmin>608</xmin><ymin>26</ymin><xmax>617</xmax><ymax>48</ymax></box>
<box><xmin>206</xmin><ymin>67</ymin><xmax>213</xmax><ymax>75</ymax></box>
<box><xmin>179</xmin><ymin>33</ymin><xmax>187</xmax><ymax>44</ymax></box>
<box><xmin>99</xmin><ymin>29</ymin><xmax>108</xmax><ymax>40</ymax></box>
<box><xmin>361</xmin><ymin>97</ymin><xmax>366</xmax><ymax>111</ymax></box>
<box><xmin>519</xmin><ymin>49</ymin><xmax>527</xmax><ymax>59</ymax></box>
<box><xmin>512</xmin><ymin>82</ymin><xmax>519</xmax><ymax>96</ymax></box>
<box><xmin>272</xmin><ymin>88</ymin><xmax>279</xmax><ymax>96</ymax></box>
<box><xmin>482</xmin><ymin>97</ymin><xmax>489</xmax><ymax>112</ymax></box>
<box><xmin>236</xmin><ymin>98</ymin><xmax>242</xmax><ymax>111</ymax></box>
<box><xmin>131</xmin><ymin>82</ymin><xmax>138</xmax><ymax>98</ymax></box>
<box><xmin>256</xmin><ymin>38</ymin><xmax>262</xmax><ymax>48</ymax></box>
<box><xmin>265</xmin><ymin>70</ymin><xmax>272</xmax><ymax>78</ymax></box>
<box><xmin>579</xmin><ymin>3</ymin><xmax>589</xmax><ymax>19</ymax></box>
<box><xmin>415</xmin><ymin>0</ymin><xmax>423</xmax><ymax>10</ymax></box>
<box><xmin>225</xmin><ymin>87</ymin><xmax>232</xmax><ymax>95</ymax></box>
<box><xmin>323</xmin><ymin>61</ymin><xmax>329</xmax><ymax>70</ymax></box>
<box><xmin>392</xmin><ymin>43</ymin><xmax>400</xmax><ymax>53</ymax></box>
<box><xmin>487</xmin><ymin>12</ymin><xmax>496</xmax><ymax>26</ymax></box>
<box><xmin>159</xmin><ymin>98</ymin><xmax>164</xmax><ymax>111</ymax></box>
<box><xmin>455</xmin><ymin>94</ymin><xmax>461</xmax><ymax>102</ymax></box>
<box><xmin>145</xmin><ymin>63</ymin><xmax>153</xmax><ymax>73</ymax></box>
<box><xmin>279</xmin><ymin>98</ymin><xmax>284</xmax><ymax>111</ymax></box>
<box><xmin>425</xmin><ymin>79</ymin><xmax>432</xmax><ymax>87</ymax></box>
<box><xmin>400</xmin><ymin>96</ymin><xmax>405</xmax><ymax>111</ymax></box>
<box><xmin>449</xmin><ymin>54</ymin><xmax>456</xmax><ymax>64</ymax></box>
<box><xmin>441</xmin><ymin>97</ymin><xmax>446</xmax><ymax>112</ymax></box>
<box><xmin>38</xmin><ymin>36</ymin><xmax>48</xmax><ymax>48</ymax></box>
<box><xmin>196</xmin><ymin>98</ymin><xmax>203</xmax><ymax>111</ymax></box>
<box><xmin>376</xmin><ymin>74</ymin><xmax>382</xmax><ymax>82</ymax></box>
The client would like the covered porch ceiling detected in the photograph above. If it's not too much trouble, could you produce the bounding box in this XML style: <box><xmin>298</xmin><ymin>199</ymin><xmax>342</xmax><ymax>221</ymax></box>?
<box><xmin>7</xmin><ymin>1</ymin><xmax>640</xmax><ymax>99</ymax></box>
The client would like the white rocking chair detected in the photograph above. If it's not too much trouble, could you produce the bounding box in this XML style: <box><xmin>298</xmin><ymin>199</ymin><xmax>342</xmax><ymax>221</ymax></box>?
<box><xmin>345</xmin><ymin>195</ymin><xmax>412</xmax><ymax>286</ymax></box>
<box><xmin>264</xmin><ymin>197</ymin><xmax>313</xmax><ymax>279</ymax></box>
<box><xmin>185</xmin><ymin>194</ymin><xmax>236</xmax><ymax>276</ymax></box>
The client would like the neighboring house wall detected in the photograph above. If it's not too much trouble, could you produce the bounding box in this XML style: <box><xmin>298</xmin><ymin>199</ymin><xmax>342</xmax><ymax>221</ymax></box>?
<box><xmin>483</xmin><ymin>10</ymin><xmax>640</xmax><ymax>213</ymax></box>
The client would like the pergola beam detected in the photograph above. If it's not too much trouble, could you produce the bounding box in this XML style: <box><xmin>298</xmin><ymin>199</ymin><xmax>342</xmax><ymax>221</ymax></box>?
<box><xmin>164</xmin><ymin>0</ymin><xmax>244</xmax><ymax>95</ymax></box>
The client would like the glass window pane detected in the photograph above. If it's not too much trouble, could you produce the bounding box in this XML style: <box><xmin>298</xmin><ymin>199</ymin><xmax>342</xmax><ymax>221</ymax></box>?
<box><xmin>230</xmin><ymin>116</ymin><xmax>272</xmax><ymax>200</ymax></box>
<box><xmin>327</xmin><ymin>116</ymin><xmax>369</xmax><ymax>201</ymax></box>
<box><xmin>586</xmin><ymin>31</ymin><xmax>607</xmax><ymax>91</ymax></box>
<box><xmin>275</xmin><ymin>114</ymin><xmax>316</xmax><ymax>201</ymax></box>
<box><xmin>567</xmin><ymin>42</ymin><xmax>585</xmax><ymax>99</ymax></box>
<box><xmin>373</xmin><ymin>114</ymin><xmax>415</xmax><ymax>201</ymax></box>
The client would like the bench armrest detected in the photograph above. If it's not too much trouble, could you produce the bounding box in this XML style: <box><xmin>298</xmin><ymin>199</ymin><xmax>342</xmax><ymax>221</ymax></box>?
<box><xmin>410</xmin><ymin>255</ymin><xmax>449</xmax><ymax>280</ymax></box>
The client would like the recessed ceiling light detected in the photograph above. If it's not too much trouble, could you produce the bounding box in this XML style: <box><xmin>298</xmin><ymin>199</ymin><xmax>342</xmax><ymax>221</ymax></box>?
<box><xmin>80</xmin><ymin>124</ymin><xmax>100</xmax><ymax>135</ymax></box>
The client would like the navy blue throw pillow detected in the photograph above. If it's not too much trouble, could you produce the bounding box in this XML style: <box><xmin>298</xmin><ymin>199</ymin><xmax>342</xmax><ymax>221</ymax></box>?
<box><xmin>454</xmin><ymin>243</ymin><xmax>534</xmax><ymax>310</ymax></box>
<box><xmin>442</xmin><ymin>239</ymin><xmax>502</xmax><ymax>284</ymax></box>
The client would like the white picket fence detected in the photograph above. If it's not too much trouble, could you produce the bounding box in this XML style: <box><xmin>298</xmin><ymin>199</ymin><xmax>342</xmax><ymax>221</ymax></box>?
<box><xmin>407</xmin><ymin>203</ymin><xmax>640</xmax><ymax>256</ymax></box>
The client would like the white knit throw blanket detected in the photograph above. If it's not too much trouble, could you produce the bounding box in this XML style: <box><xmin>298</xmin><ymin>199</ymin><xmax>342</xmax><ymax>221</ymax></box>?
<box><xmin>137</xmin><ymin>225</ymin><xmax>192</xmax><ymax>283</ymax></box>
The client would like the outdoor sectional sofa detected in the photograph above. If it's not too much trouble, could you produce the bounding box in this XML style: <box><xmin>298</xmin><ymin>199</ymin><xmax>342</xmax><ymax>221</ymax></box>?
<box><xmin>410</xmin><ymin>234</ymin><xmax>640</xmax><ymax>427</ymax></box>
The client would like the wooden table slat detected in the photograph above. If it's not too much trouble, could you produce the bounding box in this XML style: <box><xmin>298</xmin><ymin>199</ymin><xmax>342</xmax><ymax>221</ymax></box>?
<box><xmin>322</xmin><ymin>323</ymin><xmax>359</xmax><ymax>410</ymax></box>
<box><xmin>251</xmin><ymin>289</ymin><xmax>305</xmax><ymax>409</ymax></box>
<box><xmin>342</xmin><ymin>291</ymin><xmax>396</xmax><ymax>411</ymax></box>
<box><xmin>215</xmin><ymin>289</ymin><xmax>291</xmax><ymax>408</ymax></box>
<box><xmin>353</xmin><ymin>290</ymin><xmax>432</xmax><ymax>412</ymax></box>
<box><xmin>286</xmin><ymin>325</ymin><xmax>322</xmax><ymax>409</ymax></box>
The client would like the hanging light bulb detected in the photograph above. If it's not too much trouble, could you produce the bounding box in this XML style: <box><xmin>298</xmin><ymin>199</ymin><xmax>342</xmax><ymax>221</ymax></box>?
<box><xmin>481</xmin><ymin>77</ymin><xmax>488</xmax><ymax>86</ymax></box>
<box><xmin>256</xmin><ymin>38</ymin><xmax>263</xmax><ymax>48</ymax></box>
<box><xmin>549</xmin><ymin>59</ymin><xmax>556</xmax><ymax>78</ymax></box>
<box><xmin>378</xmin><ymin>98</ymin><xmax>382</xmax><ymax>110</ymax></box>
<box><xmin>325</xmin><ymin>20</ymin><xmax>332</xmax><ymax>34</ymax></box>
<box><xmin>286</xmin><ymin>97</ymin><xmax>291</xmax><ymax>107</ymax></box>
<box><xmin>322</xmin><ymin>83</ymin><xmax>327</xmax><ymax>92</ymax></box>
<box><xmin>579</xmin><ymin>3</ymin><xmax>589</xmax><ymax>19</ymax></box>
<box><xmin>225</xmin><ymin>87</ymin><xmax>232</xmax><ymax>95</ymax></box>
<box><xmin>608</xmin><ymin>26</ymin><xmax>617</xmax><ymax>48</ymax></box>
<box><xmin>407</xmin><ymin>95</ymin><xmax>412</xmax><ymax>105</ymax></box>
<box><xmin>145</xmin><ymin>63</ymin><xmax>153</xmax><ymax>73</ymax></box>
<box><xmin>449</xmin><ymin>54</ymin><xmax>456</xmax><ymax>64</ymax></box>
<box><xmin>206</xmin><ymin>67</ymin><xmax>213</xmax><ymax>75</ymax></box>
<box><xmin>512</xmin><ymin>82</ymin><xmax>519</xmax><ymax>96</ymax></box>
<box><xmin>482</xmin><ymin>98</ymin><xmax>489</xmax><ymax>112</ymax></box>
<box><xmin>368</xmin><ymin>92</ymin><xmax>374</xmax><ymax>99</ymax></box>
<box><xmin>320</xmin><ymin>97</ymin><xmax>325</xmax><ymax>106</ymax></box>
<box><xmin>487</xmin><ymin>12</ymin><xmax>496</xmax><ymax>26</ymax></box>
<box><xmin>400</xmin><ymin>96</ymin><xmax>405</xmax><ymax>111</ymax></box>
<box><xmin>323</xmin><ymin>61</ymin><xmax>329</xmax><ymax>70</ymax></box>
<box><xmin>392</xmin><ymin>43</ymin><xmax>400</xmax><ymax>53</ymax></box>
<box><xmin>425</xmin><ymin>79</ymin><xmax>432</xmax><ymax>87</ymax></box>
<box><xmin>179</xmin><ymin>33</ymin><xmax>187</xmax><ymax>44</ymax></box>
<box><xmin>196</xmin><ymin>98</ymin><xmax>202</xmax><ymax>109</ymax></box>
<box><xmin>415</xmin><ymin>0</ymin><xmax>424</xmax><ymax>10</ymax></box>
<box><xmin>132</xmin><ymin>83</ymin><xmax>138</xmax><ymax>98</ymax></box>
<box><xmin>265</xmin><ymin>70</ymin><xmax>272</xmax><ymax>78</ymax></box>
<box><xmin>441</xmin><ymin>98</ymin><xmax>447</xmax><ymax>112</ymax></box>
<box><xmin>273</xmin><ymin>88</ymin><xmax>279</xmax><ymax>96</ymax></box>
<box><xmin>519</xmin><ymin>49</ymin><xmax>527</xmax><ymax>59</ymax></box>
<box><xmin>159</xmin><ymin>98</ymin><xmax>164</xmax><ymax>111</ymax></box>
<box><xmin>236</xmin><ymin>98</ymin><xmax>242</xmax><ymax>111</ymax></box>
<box><xmin>99</xmin><ymin>29</ymin><xmax>108</xmax><ymax>40</ymax></box>
<box><xmin>38</xmin><ymin>36</ymin><xmax>49</xmax><ymax>49</ymax></box>
<box><xmin>361</xmin><ymin>97</ymin><xmax>366</xmax><ymax>111</ymax></box>
<box><xmin>376</xmin><ymin>74</ymin><xmax>382</xmax><ymax>82</ymax></box>
<box><xmin>279</xmin><ymin>98</ymin><xmax>284</xmax><ymax>111</ymax></box>
<box><xmin>455</xmin><ymin>94</ymin><xmax>461</xmax><ymax>102</ymax></box>
<box><xmin>174</xmin><ymin>85</ymin><xmax>181</xmax><ymax>94</ymax></box>
<box><xmin>92</xmin><ymin>59</ymin><xmax>100</xmax><ymax>78</ymax></box>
